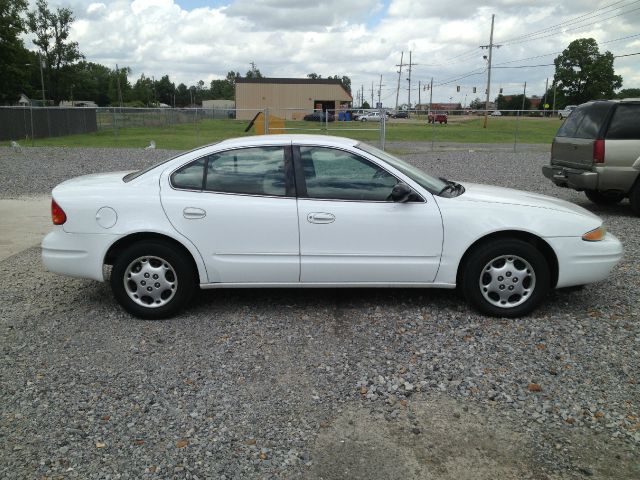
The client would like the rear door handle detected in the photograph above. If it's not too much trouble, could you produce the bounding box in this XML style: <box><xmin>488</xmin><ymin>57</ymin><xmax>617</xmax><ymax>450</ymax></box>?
<box><xmin>183</xmin><ymin>207</ymin><xmax>206</xmax><ymax>219</ymax></box>
<box><xmin>307</xmin><ymin>212</ymin><xmax>335</xmax><ymax>224</ymax></box>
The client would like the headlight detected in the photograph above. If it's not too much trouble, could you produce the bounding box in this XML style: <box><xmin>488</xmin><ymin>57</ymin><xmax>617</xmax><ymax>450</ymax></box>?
<box><xmin>582</xmin><ymin>226</ymin><xmax>606</xmax><ymax>242</ymax></box>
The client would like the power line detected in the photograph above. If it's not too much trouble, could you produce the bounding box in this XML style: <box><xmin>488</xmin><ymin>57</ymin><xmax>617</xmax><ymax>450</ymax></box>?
<box><xmin>501</xmin><ymin>4</ymin><xmax>640</xmax><ymax>46</ymax></box>
<box><xmin>500</xmin><ymin>0</ymin><xmax>637</xmax><ymax>45</ymax></box>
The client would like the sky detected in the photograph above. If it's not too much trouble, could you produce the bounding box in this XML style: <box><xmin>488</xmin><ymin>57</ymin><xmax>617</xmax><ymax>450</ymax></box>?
<box><xmin>24</xmin><ymin>0</ymin><xmax>640</xmax><ymax>106</ymax></box>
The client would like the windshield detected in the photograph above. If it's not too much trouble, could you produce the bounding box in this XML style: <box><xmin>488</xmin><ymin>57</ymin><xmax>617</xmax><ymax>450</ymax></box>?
<box><xmin>355</xmin><ymin>142</ymin><xmax>448</xmax><ymax>194</ymax></box>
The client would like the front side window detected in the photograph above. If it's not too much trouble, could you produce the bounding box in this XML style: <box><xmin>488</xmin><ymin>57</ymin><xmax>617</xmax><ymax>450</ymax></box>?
<box><xmin>300</xmin><ymin>146</ymin><xmax>398</xmax><ymax>201</ymax></box>
<box><xmin>606</xmin><ymin>104</ymin><xmax>640</xmax><ymax>140</ymax></box>
<box><xmin>205</xmin><ymin>147</ymin><xmax>286</xmax><ymax>196</ymax></box>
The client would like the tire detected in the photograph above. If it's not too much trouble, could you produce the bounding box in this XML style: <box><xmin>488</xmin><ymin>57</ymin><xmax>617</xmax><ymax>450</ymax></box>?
<box><xmin>630</xmin><ymin>182</ymin><xmax>640</xmax><ymax>216</ymax></box>
<box><xmin>110</xmin><ymin>240</ymin><xmax>196</xmax><ymax>319</ymax></box>
<box><xmin>461</xmin><ymin>239</ymin><xmax>550</xmax><ymax>317</ymax></box>
<box><xmin>584</xmin><ymin>189</ymin><xmax>625</xmax><ymax>205</ymax></box>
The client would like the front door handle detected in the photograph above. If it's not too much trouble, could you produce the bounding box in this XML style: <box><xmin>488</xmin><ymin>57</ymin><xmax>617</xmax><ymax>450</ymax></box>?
<box><xmin>183</xmin><ymin>207</ymin><xmax>206</xmax><ymax>219</ymax></box>
<box><xmin>307</xmin><ymin>212</ymin><xmax>335</xmax><ymax>224</ymax></box>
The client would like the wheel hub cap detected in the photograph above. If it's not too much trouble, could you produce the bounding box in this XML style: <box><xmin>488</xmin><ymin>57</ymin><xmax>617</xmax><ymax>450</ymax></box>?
<box><xmin>479</xmin><ymin>255</ymin><xmax>535</xmax><ymax>309</ymax></box>
<box><xmin>123</xmin><ymin>256</ymin><xmax>177</xmax><ymax>308</ymax></box>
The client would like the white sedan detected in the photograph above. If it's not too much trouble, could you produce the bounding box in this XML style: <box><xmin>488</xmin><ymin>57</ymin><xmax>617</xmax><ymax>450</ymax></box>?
<box><xmin>42</xmin><ymin>135</ymin><xmax>623</xmax><ymax>319</ymax></box>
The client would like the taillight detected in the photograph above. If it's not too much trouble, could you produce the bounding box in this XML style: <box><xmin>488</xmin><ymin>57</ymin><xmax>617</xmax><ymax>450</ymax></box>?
<box><xmin>51</xmin><ymin>199</ymin><xmax>67</xmax><ymax>225</ymax></box>
<box><xmin>593</xmin><ymin>139</ymin><xmax>605</xmax><ymax>164</ymax></box>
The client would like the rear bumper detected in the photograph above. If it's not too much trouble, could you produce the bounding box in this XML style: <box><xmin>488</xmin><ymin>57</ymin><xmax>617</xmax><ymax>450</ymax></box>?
<box><xmin>546</xmin><ymin>233</ymin><xmax>623</xmax><ymax>288</ymax></box>
<box><xmin>542</xmin><ymin>164</ymin><xmax>598</xmax><ymax>190</ymax></box>
<box><xmin>41</xmin><ymin>228</ymin><xmax>118</xmax><ymax>282</ymax></box>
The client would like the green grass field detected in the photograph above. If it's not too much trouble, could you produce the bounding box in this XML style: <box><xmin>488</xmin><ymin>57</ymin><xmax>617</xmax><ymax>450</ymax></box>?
<box><xmin>25</xmin><ymin>116</ymin><xmax>561</xmax><ymax>150</ymax></box>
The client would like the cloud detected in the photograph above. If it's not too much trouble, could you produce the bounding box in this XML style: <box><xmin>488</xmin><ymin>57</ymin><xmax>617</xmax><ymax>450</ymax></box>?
<box><xmin>30</xmin><ymin>0</ymin><xmax>640</xmax><ymax>103</ymax></box>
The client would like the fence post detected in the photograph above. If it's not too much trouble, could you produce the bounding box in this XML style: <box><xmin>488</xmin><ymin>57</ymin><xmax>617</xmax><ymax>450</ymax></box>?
<box><xmin>514</xmin><ymin>109</ymin><xmax>521</xmax><ymax>152</ymax></box>
<box><xmin>264</xmin><ymin>108</ymin><xmax>269</xmax><ymax>135</ymax></box>
<box><xmin>29</xmin><ymin>105</ymin><xmax>34</xmax><ymax>146</ymax></box>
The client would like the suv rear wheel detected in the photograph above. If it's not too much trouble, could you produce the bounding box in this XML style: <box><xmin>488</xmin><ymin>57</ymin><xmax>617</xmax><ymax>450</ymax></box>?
<box><xmin>630</xmin><ymin>183</ymin><xmax>640</xmax><ymax>216</ymax></box>
<box><xmin>584</xmin><ymin>189</ymin><xmax>625</xmax><ymax>205</ymax></box>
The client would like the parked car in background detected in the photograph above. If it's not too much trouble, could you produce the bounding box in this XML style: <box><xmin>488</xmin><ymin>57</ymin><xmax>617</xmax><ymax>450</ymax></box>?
<box><xmin>42</xmin><ymin>134</ymin><xmax>622</xmax><ymax>319</ymax></box>
<box><xmin>359</xmin><ymin>111</ymin><xmax>382</xmax><ymax>122</ymax></box>
<box><xmin>558</xmin><ymin>105</ymin><xmax>577</xmax><ymax>119</ymax></box>
<box><xmin>542</xmin><ymin>99</ymin><xmax>640</xmax><ymax>215</ymax></box>
<box><xmin>427</xmin><ymin>112</ymin><xmax>448</xmax><ymax>124</ymax></box>
<box><xmin>391</xmin><ymin>110</ymin><xmax>409</xmax><ymax>119</ymax></box>
<box><xmin>303</xmin><ymin>111</ymin><xmax>335</xmax><ymax>122</ymax></box>
<box><xmin>490</xmin><ymin>110</ymin><xmax>502</xmax><ymax>116</ymax></box>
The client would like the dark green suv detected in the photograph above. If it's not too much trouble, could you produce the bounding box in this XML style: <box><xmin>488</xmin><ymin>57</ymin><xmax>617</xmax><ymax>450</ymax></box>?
<box><xmin>542</xmin><ymin>99</ymin><xmax>640</xmax><ymax>215</ymax></box>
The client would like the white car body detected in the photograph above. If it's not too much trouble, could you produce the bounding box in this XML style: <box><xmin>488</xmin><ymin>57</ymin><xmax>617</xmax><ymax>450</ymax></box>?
<box><xmin>42</xmin><ymin>135</ymin><xmax>623</xmax><ymax>318</ymax></box>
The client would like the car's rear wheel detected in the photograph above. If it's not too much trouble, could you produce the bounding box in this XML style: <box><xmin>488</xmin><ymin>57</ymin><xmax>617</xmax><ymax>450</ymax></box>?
<box><xmin>585</xmin><ymin>189</ymin><xmax>625</xmax><ymax>205</ymax></box>
<box><xmin>111</xmin><ymin>240</ymin><xmax>196</xmax><ymax>319</ymax></box>
<box><xmin>462</xmin><ymin>239</ymin><xmax>550</xmax><ymax>317</ymax></box>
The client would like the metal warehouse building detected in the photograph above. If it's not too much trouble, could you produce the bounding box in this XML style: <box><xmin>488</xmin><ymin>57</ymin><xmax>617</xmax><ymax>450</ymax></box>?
<box><xmin>235</xmin><ymin>78</ymin><xmax>352</xmax><ymax>120</ymax></box>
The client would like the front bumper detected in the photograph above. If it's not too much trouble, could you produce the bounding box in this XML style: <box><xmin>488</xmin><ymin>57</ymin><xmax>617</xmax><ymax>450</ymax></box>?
<box><xmin>546</xmin><ymin>232</ymin><xmax>623</xmax><ymax>288</ymax></box>
<box><xmin>42</xmin><ymin>228</ymin><xmax>119</xmax><ymax>282</ymax></box>
<box><xmin>542</xmin><ymin>164</ymin><xmax>598</xmax><ymax>190</ymax></box>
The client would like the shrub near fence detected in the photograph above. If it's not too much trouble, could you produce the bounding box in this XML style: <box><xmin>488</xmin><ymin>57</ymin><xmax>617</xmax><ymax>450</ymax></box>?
<box><xmin>0</xmin><ymin>107</ymin><xmax>98</xmax><ymax>141</ymax></box>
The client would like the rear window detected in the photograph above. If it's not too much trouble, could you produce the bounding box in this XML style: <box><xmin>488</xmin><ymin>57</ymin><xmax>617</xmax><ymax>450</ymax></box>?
<box><xmin>606</xmin><ymin>104</ymin><xmax>640</xmax><ymax>140</ymax></box>
<box><xmin>556</xmin><ymin>102</ymin><xmax>612</xmax><ymax>139</ymax></box>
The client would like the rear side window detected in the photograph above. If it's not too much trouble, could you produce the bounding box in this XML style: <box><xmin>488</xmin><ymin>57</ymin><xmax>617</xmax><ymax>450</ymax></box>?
<box><xmin>556</xmin><ymin>102</ymin><xmax>612</xmax><ymax>139</ymax></box>
<box><xmin>171</xmin><ymin>158</ymin><xmax>206</xmax><ymax>190</ymax></box>
<box><xmin>606</xmin><ymin>104</ymin><xmax>640</xmax><ymax>140</ymax></box>
<box><xmin>205</xmin><ymin>147</ymin><xmax>286</xmax><ymax>196</ymax></box>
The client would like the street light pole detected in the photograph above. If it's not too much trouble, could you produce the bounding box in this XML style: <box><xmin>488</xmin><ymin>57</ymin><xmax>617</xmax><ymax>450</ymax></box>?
<box><xmin>482</xmin><ymin>14</ymin><xmax>497</xmax><ymax>129</ymax></box>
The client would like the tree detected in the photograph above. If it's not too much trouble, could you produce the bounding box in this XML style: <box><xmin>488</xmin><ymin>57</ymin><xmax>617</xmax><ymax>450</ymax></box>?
<box><xmin>69</xmin><ymin>61</ymin><xmax>111</xmax><ymax>106</ymax></box>
<box><xmin>615</xmin><ymin>88</ymin><xmax>640</xmax><ymax>99</ymax></box>
<box><xmin>132</xmin><ymin>74</ymin><xmax>154</xmax><ymax>106</ymax></box>
<box><xmin>328</xmin><ymin>75</ymin><xmax>351</xmax><ymax>95</ymax></box>
<box><xmin>107</xmin><ymin>66</ymin><xmax>132</xmax><ymax>106</ymax></box>
<box><xmin>496</xmin><ymin>94</ymin><xmax>531</xmax><ymax>114</ymax></box>
<box><xmin>27</xmin><ymin>0</ymin><xmax>83</xmax><ymax>103</ymax></box>
<box><xmin>307</xmin><ymin>73</ymin><xmax>321</xmax><ymax>79</ymax></box>
<box><xmin>245</xmin><ymin>63</ymin><xmax>263</xmax><ymax>79</ymax></box>
<box><xmin>0</xmin><ymin>0</ymin><xmax>31</xmax><ymax>105</ymax></box>
<box><xmin>155</xmin><ymin>75</ymin><xmax>175</xmax><ymax>106</ymax></box>
<box><xmin>469</xmin><ymin>97</ymin><xmax>484</xmax><ymax>110</ymax></box>
<box><xmin>553</xmin><ymin>38</ymin><xmax>622</xmax><ymax>105</ymax></box>
<box><xmin>361</xmin><ymin>100</ymin><xmax>371</xmax><ymax>109</ymax></box>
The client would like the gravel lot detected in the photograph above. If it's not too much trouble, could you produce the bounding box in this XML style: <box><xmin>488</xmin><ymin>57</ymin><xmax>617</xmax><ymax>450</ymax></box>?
<box><xmin>1</xmin><ymin>144</ymin><xmax>638</xmax><ymax>479</ymax></box>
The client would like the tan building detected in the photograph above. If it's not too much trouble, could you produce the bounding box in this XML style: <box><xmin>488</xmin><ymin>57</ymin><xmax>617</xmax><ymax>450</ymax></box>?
<box><xmin>235</xmin><ymin>78</ymin><xmax>352</xmax><ymax>120</ymax></box>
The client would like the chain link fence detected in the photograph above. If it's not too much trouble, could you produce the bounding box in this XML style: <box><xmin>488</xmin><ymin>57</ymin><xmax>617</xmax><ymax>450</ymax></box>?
<box><xmin>2</xmin><ymin>106</ymin><xmax>560</xmax><ymax>151</ymax></box>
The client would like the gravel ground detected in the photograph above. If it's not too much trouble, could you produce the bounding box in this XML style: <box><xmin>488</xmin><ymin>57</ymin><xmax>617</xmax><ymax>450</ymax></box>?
<box><xmin>0</xmin><ymin>144</ymin><xmax>638</xmax><ymax>479</ymax></box>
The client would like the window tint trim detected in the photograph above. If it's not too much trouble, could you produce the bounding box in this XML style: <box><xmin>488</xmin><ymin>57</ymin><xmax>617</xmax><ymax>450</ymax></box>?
<box><xmin>292</xmin><ymin>144</ymin><xmax>424</xmax><ymax>203</ymax></box>
<box><xmin>169</xmin><ymin>145</ymin><xmax>296</xmax><ymax>198</ymax></box>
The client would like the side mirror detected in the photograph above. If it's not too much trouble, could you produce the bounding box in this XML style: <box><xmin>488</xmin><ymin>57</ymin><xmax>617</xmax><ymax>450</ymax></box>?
<box><xmin>390</xmin><ymin>183</ymin><xmax>413</xmax><ymax>203</ymax></box>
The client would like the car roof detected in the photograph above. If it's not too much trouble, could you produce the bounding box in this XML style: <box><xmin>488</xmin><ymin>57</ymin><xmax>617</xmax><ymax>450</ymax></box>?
<box><xmin>214</xmin><ymin>134</ymin><xmax>360</xmax><ymax>148</ymax></box>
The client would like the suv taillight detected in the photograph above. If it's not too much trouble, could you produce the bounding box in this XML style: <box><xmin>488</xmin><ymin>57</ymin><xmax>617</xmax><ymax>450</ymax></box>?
<box><xmin>51</xmin><ymin>199</ymin><xmax>67</xmax><ymax>225</ymax></box>
<box><xmin>593</xmin><ymin>139</ymin><xmax>605</xmax><ymax>164</ymax></box>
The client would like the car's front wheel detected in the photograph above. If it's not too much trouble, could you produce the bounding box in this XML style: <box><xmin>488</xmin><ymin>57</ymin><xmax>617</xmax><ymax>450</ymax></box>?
<box><xmin>462</xmin><ymin>239</ymin><xmax>550</xmax><ymax>317</ymax></box>
<box><xmin>585</xmin><ymin>189</ymin><xmax>625</xmax><ymax>205</ymax></box>
<box><xmin>110</xmin><ymin>240</ymin><xmax>196</xmax><ymax>319</ymax></box>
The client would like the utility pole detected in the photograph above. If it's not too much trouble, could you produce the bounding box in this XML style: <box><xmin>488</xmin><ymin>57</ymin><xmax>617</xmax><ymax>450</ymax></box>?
<box><xmin>406</xmin><ymin>51</ymin><xmax>417</xmax><ymax>109</ymax></box>
<box><xmin>361</xmin><ymin>84</ymin><xmax>365</xmax><ymax>107</ymax></box>
<box><xmin>116</xmin><ymin>64</ymin><xmax>123</xmax><ymax>108</ymax></box>
<box><xmin>521</xmin><ymin>81</ymin><xmax>527</xmax><ymax>111</ymax></box>
<box><xmin>371</xmin><ymin>81</ymin><xmax>375</xmax><ymax>107</ymax></box>
<box><xmin>395</xmin><ymin>51</ymin><xmax>405</xmax><ymax>112</ymax></box>
<box><xmin>543</xmin><ymin>77</ymin><xmax>549</xmax><ymax>116</ymax></box>
<box><xmin>378</xmin><ymin>74</ymin><xmax>384</xmax><ymax>107</ymax></box>
<box><xmin>418</xmin><ymin>81</ymin><xmax>421</xmax><ymax>109</ymax></box>
<box><xmin>481</xmin><ymin>14</ymin><xmax>500</xmax><ymax>128</ymax></box>
<box><xmin>429</xmin><ymin>77</ymin><xmax>433</xmax><ymax>113</ymax></box>
<box><xmin>38</xmin><ymin>52</ymin><xmax>46</xmax><ymax>104</ymax></box>
<box><xmin>552</xmin><ymin>82</ymin><xmax>557</xmax><ymax>114</ymax></box>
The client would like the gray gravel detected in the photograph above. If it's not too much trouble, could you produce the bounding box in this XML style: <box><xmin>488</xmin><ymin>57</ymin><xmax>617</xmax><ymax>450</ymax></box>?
<box><xmin>1</xmin><ymin>144</ymin><xmax>638</xmax><ymax>479</ymax></box>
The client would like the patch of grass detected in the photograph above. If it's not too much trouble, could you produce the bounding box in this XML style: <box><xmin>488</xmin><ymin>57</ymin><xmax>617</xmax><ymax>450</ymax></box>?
<box><xmin>26</xmin><ymin>116</ymin><xmax>561</xmax><ymax>149</ymax></box>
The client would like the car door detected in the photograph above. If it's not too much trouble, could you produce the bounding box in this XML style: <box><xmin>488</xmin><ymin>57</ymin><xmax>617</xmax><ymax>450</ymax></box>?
<box><xmin>160</xmin><ymin>145</ymin><xmax>300</xmax><ymax>284</ymax></box>
<box><xmin>294</xmin><ymin>145</ymin><xmax>443</xmax><ymax>284</ymax></box>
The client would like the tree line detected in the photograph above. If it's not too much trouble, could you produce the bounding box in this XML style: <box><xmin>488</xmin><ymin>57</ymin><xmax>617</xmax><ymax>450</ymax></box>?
<box><xmin>0</xmin><ymin>0</ymin><xmax>351</xmax><ymax>107</ymax></box>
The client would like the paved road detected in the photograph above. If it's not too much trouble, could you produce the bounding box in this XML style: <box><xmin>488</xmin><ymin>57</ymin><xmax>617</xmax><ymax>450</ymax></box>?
<box><xmin>0</xmin><ymin>195</ymin><xmax>51</xmax><ymax>261</ymax></box>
